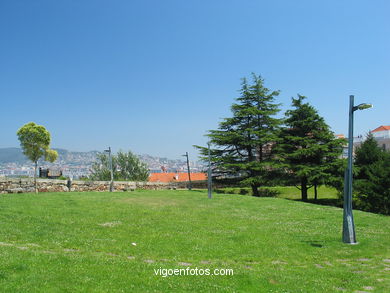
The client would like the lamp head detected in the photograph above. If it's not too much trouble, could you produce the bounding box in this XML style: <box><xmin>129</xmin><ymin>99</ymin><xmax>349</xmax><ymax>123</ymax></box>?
<box><xmin>356</xmin><ymin>103</ymin><xmax>373</xmax><ymax>110</ymax></box>
<box><xmin>353</xmin><ymin>103</ymin><xmax>373</xmax><ymax>111</ymax></box>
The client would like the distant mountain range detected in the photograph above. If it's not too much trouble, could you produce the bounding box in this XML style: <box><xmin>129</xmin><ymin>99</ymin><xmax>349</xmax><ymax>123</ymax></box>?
<box><xmin>0</xmin><ymin>148</ymin><xmax>29</xmax><ymax>164</ymax></box>
<box><xmin>0</xmin><ymin>148</ymin><xmax>204</xmax><ymax>172</ymax></box>
<box><xmin>0</xmin><ymin>147</ymin><xmax>99</xmax><ymax>164</ymax></box>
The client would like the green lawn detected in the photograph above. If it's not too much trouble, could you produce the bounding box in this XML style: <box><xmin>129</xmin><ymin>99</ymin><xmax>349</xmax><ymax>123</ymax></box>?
<box><xmin>0</xmin><ymin>190</ymin><xmax>389</xmax><ymax>292</ymax></box>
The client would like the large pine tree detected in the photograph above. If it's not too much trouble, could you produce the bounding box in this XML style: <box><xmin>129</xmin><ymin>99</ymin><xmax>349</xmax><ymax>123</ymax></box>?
<box><xmin>196</xmin><ymin>74</ymin><xmax>282</xmax><ymax>196</ymax></box>
<box><xmin>277</xmin><ymin>95</ymin><xmax>344</xmax><ymax>201</ymax></box>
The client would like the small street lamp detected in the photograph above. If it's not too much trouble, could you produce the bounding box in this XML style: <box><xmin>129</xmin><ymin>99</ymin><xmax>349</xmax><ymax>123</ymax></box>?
<box><xmin>343</xmin><ymin>95</ymin><xmax>372</xmax><ymax>244</ymax></box>
<box><xmin>104</xmin><ymin>147</ymin><xmax>114</xmax><ymax>192</ymax></box>
<box><xmin>182</xmin><ymin>152</ymin><xmax>192</xmax><ymax>190</ymax></box>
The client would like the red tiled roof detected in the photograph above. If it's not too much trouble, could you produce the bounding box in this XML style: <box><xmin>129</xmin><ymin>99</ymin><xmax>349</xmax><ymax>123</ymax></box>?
<box><xmin>149</xmin><ymin>172</ymin><xmax>207</xmax><ymax>183</ymax></box>
<box><xmin>335</xmin><ymin>134</ymin><xmax>345</xmax><ymax>138</ymax></box>
<box><xmin>371</xmin><ymin>125</ymin><xmax>390</xmax><ymax>132</ymax></box>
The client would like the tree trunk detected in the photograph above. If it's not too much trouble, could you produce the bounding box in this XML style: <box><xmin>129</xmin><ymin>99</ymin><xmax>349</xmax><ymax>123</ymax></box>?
<box><xmin>251</xmin><ymin>184</ymin><xmax>259</xmax><ymax>197</ymax></box>
<box><xmin>314</xmin><ymin>183</ymin><xmax>318</xmax><ymax>200</ymax></box>
<box><xmin>301</xmin><ymin>177</ymin><xmax>308</xmax><ymax>201</ymax></box>
<box><xmin>34</xmin><ymin>161</ymin><xmax>38</xmax><ymax>194</ymax></box>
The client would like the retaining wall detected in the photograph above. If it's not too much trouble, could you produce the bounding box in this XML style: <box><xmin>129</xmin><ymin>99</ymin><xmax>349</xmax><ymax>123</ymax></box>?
<box><xmin>0</xmin><ymin>178</ymin><xmax>210</xmax><ymax>194</ymax></box>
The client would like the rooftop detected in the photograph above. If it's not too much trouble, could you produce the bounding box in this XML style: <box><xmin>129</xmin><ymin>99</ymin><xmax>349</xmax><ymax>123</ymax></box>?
<box><xmin>149</xmin><ymin>172</ymin><xmax>206</xmax><ymax>183</ymax></box>
<box><xmin>371</xmin><ymin>125</ymin><xmax>390</xmax><ymax>132</ymax></box>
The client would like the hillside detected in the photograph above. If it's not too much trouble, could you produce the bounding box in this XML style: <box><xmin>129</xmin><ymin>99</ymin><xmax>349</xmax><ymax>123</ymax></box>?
<box><xmin>0</xmin><ymin>147</ymin><xmax>99</xmax><ymax>165</ymax></box>
<box><xmin>0</xmin><ymin>147</ymin><xmax>29</xmax><ymax>164</ymax></box>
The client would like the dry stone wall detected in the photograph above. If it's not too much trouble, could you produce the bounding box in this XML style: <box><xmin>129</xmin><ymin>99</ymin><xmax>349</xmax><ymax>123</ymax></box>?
<box><xmin>0</xmin><ymin>178</ymin><xmax>208</xmax><ymax>194</ymax></box>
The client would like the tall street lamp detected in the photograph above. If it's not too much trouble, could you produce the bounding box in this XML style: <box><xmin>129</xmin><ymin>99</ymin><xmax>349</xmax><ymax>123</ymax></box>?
<box><xmin>182</xmin><ymin>152</ymin><xmax>192</xmax><ymax>190</ymax></box>
<box><xmin>104</xmin><ymin>147</ymin><xmax>114</xmax><ymax>192</ymax></box>
<box><xmin>207</xmin><ymin>142</ymin><xmax>212</xmax><ymax>199</ymax></box>
<box><xmin>343</xmin><ymin>95</ymin><xmax>372</xmax><ymax>244</ymax></box>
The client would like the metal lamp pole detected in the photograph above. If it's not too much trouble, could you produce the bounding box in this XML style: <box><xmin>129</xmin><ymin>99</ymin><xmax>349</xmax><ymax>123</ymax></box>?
<box><xmin>342</xmin><ymin>95</ymin><xmax>372</xmax><ymax>244</ymax></box>
<box><xmin>105</xmin><ymin>147</ymin><xmax>114</xmax><ymax>192</ymax></box>
<box><xmin>207</xmin><ymin>142</ymin><xmax>212</xmax><ymax>199</ymax></box>
<box><xmin>183</xmin><ymin>152</ymin><xmax>192</xmax><ymax>190</ymax></box>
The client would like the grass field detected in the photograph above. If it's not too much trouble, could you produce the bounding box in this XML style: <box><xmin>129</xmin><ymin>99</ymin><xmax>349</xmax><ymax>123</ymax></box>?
<box><xmin>0</xmin><ymin>190</ymin><xmax>389</xmax><ymax>292</ymax></box>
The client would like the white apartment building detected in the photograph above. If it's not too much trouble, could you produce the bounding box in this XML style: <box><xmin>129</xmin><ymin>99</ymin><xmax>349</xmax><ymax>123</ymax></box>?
<box><xmin>371</xmin><ymin>125</ymin><xmax>390</xmax><ymax>139</ymax></box>
<box><xmin>371</xmin><ymin>125</ymin><xmax>390</xmax><ymax>151</ymax></box>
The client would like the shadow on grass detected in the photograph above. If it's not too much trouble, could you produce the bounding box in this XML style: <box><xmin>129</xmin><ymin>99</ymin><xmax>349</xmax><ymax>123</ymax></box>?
<box><xmin>290</xmin><ymin>198</ymin><xmax>343</xmax><ymax>209</ymax></box>
<box><xmin>212</xmin><ymin>186</ymin><xmax>344</xmax><ymax>209</ymax></box>
<box><xmin>186</xmin><ymin>189</ymin><xmax>205</xmax><ymax>193</ymax></box>
<box><xmin>300</xmin><ymin>240</ymin><xmax>325</xmax><ymax>248</ymax></box>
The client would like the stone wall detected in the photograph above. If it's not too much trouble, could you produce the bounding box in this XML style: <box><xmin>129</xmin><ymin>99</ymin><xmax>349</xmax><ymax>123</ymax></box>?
<box><xmin>0</xmin><ymin>178</ymin><xmax>210</xmax><ymax>194</ymax></box>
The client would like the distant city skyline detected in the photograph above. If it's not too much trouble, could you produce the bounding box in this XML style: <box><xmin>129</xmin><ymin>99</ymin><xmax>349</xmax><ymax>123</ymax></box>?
<box><xmin>0</xmin><ymin>147</ymin><xmax>206</xmax><ymax>178</ymax></box>
<box><xmin>1</xmin><ymin>0</ymin><xmax>389</xmax><ymax>159</ymax></box>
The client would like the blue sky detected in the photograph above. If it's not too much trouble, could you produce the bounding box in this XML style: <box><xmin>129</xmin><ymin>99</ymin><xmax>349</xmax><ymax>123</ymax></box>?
<box><xmin>1</xmin><ymin>0</ymin><xmax>389</xmax><ymax>159</ymax></box>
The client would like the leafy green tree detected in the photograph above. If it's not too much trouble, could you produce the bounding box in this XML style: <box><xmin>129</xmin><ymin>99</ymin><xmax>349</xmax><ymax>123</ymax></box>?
<box><xmin>196</xmin><ymin>74</ymin><xmax>282</xmax><ymax>196</ymax></box>
<box><xmin>354</xmin><ymin>134</ymin><xmax>390</xmax><ymax>214</ymax></box>
<box><xmin>90</xmin><ymin>153</ymin><xmax>113</xmax><ymax>181</ymax></box>
<box><xmin>16</xmin><ymin>122</ymin><xmax>58</xmax><ymax>193</ymax></box>
<box><xmin>277</xmin><ymin>95</ymin><xmax>344</xmax><ymax>201</ymax></box>
<box><xmin>90</xmin><ymin>150</ymin><xmax>149</xmax><ymax>182</ymax></box>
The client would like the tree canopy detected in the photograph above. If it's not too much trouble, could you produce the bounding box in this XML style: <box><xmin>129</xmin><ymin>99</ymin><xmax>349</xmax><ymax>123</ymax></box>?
<box><xmin>16</xmin><ymin>122</ymin><xmax>58</xmax><ymax>193</ymax></box>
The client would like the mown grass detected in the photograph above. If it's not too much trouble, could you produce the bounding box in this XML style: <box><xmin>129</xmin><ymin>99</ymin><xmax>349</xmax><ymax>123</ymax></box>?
<box><xmin>0</xmin><ymin>190</ymin><xmax>389</xmax><ymax>292</ymax></box>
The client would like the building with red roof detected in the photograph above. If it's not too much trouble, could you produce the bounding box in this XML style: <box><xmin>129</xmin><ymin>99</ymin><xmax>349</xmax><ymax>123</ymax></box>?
<box><xmin>149</xmin><ymin>172</ymin><xmax>206</xmax><ymax>183</ymax></box>
<box><xmin>371</xmin><ymin>125</ymin><xmax>390</xmax><ymax>139</ymax></box>
<box><xmin>370</xmin><ymin>125</ymin><xmax>390</xmax><ymax>151</ymax></box>
<box><xmin>335</xmin><ymin>125</ymin><xmax>390</xmax><ymax>155</ymax></box>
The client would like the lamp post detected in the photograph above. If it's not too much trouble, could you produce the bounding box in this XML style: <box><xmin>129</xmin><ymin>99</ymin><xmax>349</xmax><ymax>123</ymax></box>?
<box><xmin>207</xmin><ymin>142</ymin><xmax>212</xmax><ymax>199</ymax></box>
<box><xmin>182</xmin><ymin>152</ymin><xmax>192</xmax><ymax>190</ymax></box>
<box><xmin>342</xmin><ymin>95</ymin><xmax>372</xmax><ymax>244</ymax></box>
<box><xmin>104</xmin><ymin>147</ymin><xmax>114</xmax><ymax>192</ymax></box>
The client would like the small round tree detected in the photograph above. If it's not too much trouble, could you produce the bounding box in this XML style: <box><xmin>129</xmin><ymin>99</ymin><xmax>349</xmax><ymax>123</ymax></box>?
<box><xmin>17</xmin><ymin>122</ymin><xmax>58</xmax><ymax>193</ymax></box>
